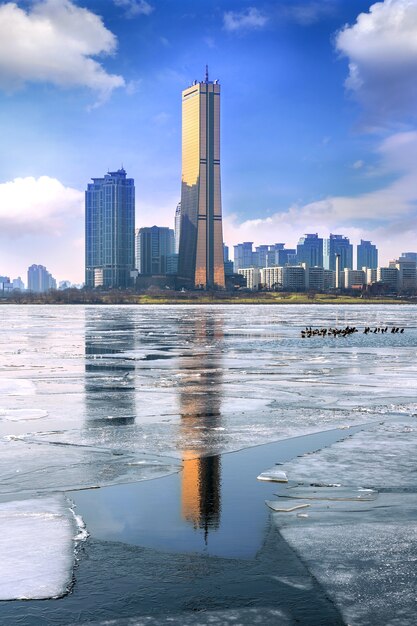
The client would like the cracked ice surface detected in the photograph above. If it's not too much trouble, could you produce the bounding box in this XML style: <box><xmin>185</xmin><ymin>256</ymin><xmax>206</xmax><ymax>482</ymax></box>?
<box><xmin>1</xmin><ymin>304</ymin><xmax>417</xmax><ymax>470</ymax></box>
<box><xmin>280</xmin><ymin>420</ymin><xmax>417</xmax><ymax>488</ymax></box>
<box><xmin>0</xmin><ymin>438</ymin><xmax>180</xmax><ymax>496</ymax></box>
<box><xmin>265</xmin><ymin>418</ymin><xmax>417</xmax><ymax>625</ymax></box>
<box><xmin>0</xmin><ymin>496</ymin><xmax>85</xmax><ymax>600</ymax></box>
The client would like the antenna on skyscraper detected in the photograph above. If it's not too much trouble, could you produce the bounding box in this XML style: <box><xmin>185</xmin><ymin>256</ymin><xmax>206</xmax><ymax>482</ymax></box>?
<box><xmin>205</xmin><ymin>64</ymin><xmax>209</xmax><ymax>83</ymax></box>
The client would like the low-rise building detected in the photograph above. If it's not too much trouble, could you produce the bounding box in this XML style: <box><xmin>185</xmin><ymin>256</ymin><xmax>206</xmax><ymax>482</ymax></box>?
<box><xmin>342</xmin><ymin>269</ymin><xmax>365</xmax><ymax>289</ymax></box>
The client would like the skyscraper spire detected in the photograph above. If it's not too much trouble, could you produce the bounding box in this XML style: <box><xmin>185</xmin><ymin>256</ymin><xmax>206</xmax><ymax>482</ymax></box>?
<box><xmin>205</xmin><ymin>64</ymin><xmax>209</xmax><ymax>83</ymax></box>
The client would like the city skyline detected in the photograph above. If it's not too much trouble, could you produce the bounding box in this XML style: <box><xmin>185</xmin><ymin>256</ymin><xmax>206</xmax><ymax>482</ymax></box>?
<box><xmin>1</xmin><ymin>0</ymin><xmax>417</xmax><ymax>281</ymax></box>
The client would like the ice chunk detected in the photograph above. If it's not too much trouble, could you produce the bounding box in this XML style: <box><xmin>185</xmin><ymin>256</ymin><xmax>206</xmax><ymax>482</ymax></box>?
<box><xmin>0</xmin><ymin>496</ymin><xmax>84</xmax><ymax>600</ymax></box>
<box><xmin>257</xmin><ymin>468</ymin><xmax>288</xmax><ymax>483</ymax></box>
<box><xmin>266</xmin><ymin>501</ymin><xmax>310</xmax><ymax>513</ymax></box>
<box><xmin>279</xmin><ymin>486</ymin><xmax>378</xmax><ymax>501</ymax></box>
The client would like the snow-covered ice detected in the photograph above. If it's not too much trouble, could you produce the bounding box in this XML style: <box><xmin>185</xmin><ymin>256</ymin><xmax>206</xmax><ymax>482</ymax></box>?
<box><xmin>0</xmin><ymin>496</ymin><xmax>85</xmax><ymax>600</ymax></box>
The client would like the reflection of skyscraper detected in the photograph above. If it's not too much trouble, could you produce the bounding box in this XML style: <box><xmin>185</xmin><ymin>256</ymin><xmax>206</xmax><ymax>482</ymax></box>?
<box><xmin>178</xmin><ymin>314</ymin><xmax>223</xmax><ymax>536</ymax></box>
<box><xmin>84</xmin><ymin>309</ymin><xmax>137</xmax><ymax>424</ymax></box>
<box><xmin>177</xmin><ymin>69</ymin><xmax>225</xmax><ymax>289</ymax></box>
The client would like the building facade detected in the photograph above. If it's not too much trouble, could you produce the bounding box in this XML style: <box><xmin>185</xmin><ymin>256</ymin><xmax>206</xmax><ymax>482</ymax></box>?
<box><xmin>177</xmin><ymin>71</ymin><xmax>225</xmax><ymax>289</ymax></box>
<box><xmin>137</xmin><ymin>226</ymin><xmax>175</xmax><ymax>275</ymax></box>
<box><xmin>233</xmin><ymin>242</ymin><xmax>254</xmax><ymax>271</ymax></box>
<box><xmin>27</xmin><ymin>265</ymin><xmax>56</xmax><ymax>293</ymax></box>
<box><xmin>324</xmin><ymin>234</ymin><xmax>353</xmax><ymax>271</ymax></box>
<box><xmin>237</xmin><ymin>268</ymin><xmax>260</xmax><ymax>290</ymax></box>
<box><xmin>85</xmin><ymin>168</ymin><xmax>135</xmax><ymax>289</ymax></box>
<box><xmin>297</xmin><ymin>234</ymin><xmax>323</xmax><ymax>268</ymax></box>
<box><xmin>357</xmin><ymin>240</ymin><xmax>378</xmax><ymax>270</ymax></box>
<box><xmin>174</xmin><ymin>202</ymin><xmax>181</xmax><ymax>254</ymax></box>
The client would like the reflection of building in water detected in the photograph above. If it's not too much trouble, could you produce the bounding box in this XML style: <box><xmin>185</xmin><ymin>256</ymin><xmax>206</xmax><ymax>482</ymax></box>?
<box><xmin>84</xmin><ymin>310</ymin><xmax>137</xmax><ymax>424</ymax></box>
<box><xmin>178</xmin><ymin>315</ymin><xmax>223</xmax><ymax>536</ymax></box>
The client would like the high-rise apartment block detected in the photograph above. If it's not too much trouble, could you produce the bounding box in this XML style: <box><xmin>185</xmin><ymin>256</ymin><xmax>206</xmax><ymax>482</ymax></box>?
<box><xmin>137</xmin><ymin>226</ymin><xmax>175</xmax><ymax>275</ymax></box>
<box><xmin>85</xmin><ymin>168</ymin><xmax>135</xmax><ymax>289</ymax></box>
<box><xmin>324</xmin><ymin>234</ymin><xmax>353</xmax><ymax>271</ymax></box>
<box><xmin>234</xmin><ymin>242</ymin><xmax>254</xmax><ymax>271</ymax></box>
<box><xmin>297</xmin><ymin>234</ymin><xmax>323</xmax><ymax>267</ymax></box>
<box><xmin>177</xmin><ymin>70</ymin><xmax>225</xmax><ymax>289</ymax></box>
<box><xmin>27</xmin><ymin>265</ymin><xmax>56</xmax><ymax>293</ymax></box>
<box><xmin>357</xmin><ymin>240</ymin><xmax>378</xmax><ymax>270</ymax></box>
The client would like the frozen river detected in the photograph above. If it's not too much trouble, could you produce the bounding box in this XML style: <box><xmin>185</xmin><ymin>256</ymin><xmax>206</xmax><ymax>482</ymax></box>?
<box><xmin>1</xmin><ymin>304</ymin><xmax>417</xmax><ymax>624</ymax></box>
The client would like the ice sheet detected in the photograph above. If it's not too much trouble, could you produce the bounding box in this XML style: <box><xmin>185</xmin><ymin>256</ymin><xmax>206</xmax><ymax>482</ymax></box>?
<box><xmin>281</xmin><ymin>522</ymin><xmax>417</xmax><ymax>626</ymax></box>
<box><xmin>0</xmin><ymin>438</ymin><xmax>180</xmax><ymax>496</ymax></box>
<box><xmin>0</xmin><ymin>495</ymin><xmax>85</xmax><ymax>600</ymax></box>
<box><xmin>280</xmin><ymin>420</ymin><xmax>417</xmax><ymax>488</ymax></box>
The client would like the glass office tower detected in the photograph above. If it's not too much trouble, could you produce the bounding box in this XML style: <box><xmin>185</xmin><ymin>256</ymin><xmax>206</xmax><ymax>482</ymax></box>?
<box><xmin>85</xmin><ymin>169</ymin><xmax>135</xmax><ymax>289</ymax></box>
<box><xmin>177</xmin><ymin>69</ymin><xmax>225</xmax><ymax>289</ymax></box>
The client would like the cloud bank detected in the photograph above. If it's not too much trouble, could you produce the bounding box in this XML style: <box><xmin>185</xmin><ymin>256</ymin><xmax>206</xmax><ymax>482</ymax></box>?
<box><xmin>0</xmin><ymin>176</ymin><xmax>83</xmax><ymax>236</ymax></box>
<box><xmin>0</xmin><ymin>0</ymin><xmax>125</xmax><ymax>102</ymax></box>
<box><xmin>336</xmin><ymin>0</ymin><xmax>417</xmax><ymax>122</ymax></box>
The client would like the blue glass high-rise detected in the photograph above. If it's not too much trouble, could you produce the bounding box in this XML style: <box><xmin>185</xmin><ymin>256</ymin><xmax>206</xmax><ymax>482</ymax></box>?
<box><xmin>85</xmin><ymin>169</ymin><xmax>135</xmax><ymax>289</ymax></box>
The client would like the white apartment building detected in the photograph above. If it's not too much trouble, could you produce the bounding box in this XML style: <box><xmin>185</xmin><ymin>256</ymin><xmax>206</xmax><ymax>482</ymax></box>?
<box><xmin>342</xmin><ymin>269</ymin><xmax>365</xmax><ymax>289</ymax></box>
<box><xmin>238</xmin><ymin>268</ymin><xmax>261</xmax><ymax>290</ymax></box>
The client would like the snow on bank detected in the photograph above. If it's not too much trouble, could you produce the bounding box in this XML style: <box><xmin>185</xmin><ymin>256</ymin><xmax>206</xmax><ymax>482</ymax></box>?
<box><xmin>0</xmin><ymin>496</ymin><xmax>86</xmax><ymax>600</ymax></box>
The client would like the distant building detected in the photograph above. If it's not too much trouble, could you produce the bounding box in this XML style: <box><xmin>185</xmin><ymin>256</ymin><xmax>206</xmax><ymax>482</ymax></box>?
<box><xmin>59</xmin><ymin>280</ymin><xmax>72</xmax><ymax>290</ymax></box>
<box><xmin>0</xmin><ymin>276</ymin><xmax>12</xmax><ymax>295</ymax></box>
<box><xmin>357</xmin><ymin>240</ymin><xmax>378</xmax><ymax>270</ymax></box>
<box><xmin>324</xmin><ymin>234</ymin><xmax>353</xmax><ymax>271</ymax></box>
<box><xmin>390</xmin><ymin>257</ymin><xmax>417</xmax><ymax>292</ymax></box>
<box><xmin>366</xmin><ymin>268</ymin><xmax>377</xmax><ymax>285</ymax></box>
<box><xmin>253</xmin><ymin>245</ymin><xmax>269</xmax><ymax>268</ymax></box>
<box><xmin>377</xmin><ymin>267</ymin><xmax>399</xmax><ymax>292</ymax></box>
<box><xmin>261</xmin><ymin>267</ymin><xmax>283</xmax><ymax>290</ymax></box>
<box><xmin>224</xmin><ymin>260</ymin><xmax>234</xmax><ymax>276</ymax></box>
<box><xmin>297</xmin><ymin>234</ymin><xmax>323</xmax><ymax>268</ymax></box>
<box><xmin>342</xmin><ymin>269</ymin><xmax>365</xmax><ymax>290</ymax></box>
<box><xmin>137</xmin><ymin>226</ymin><xmax>175</xmax><ymax>275</ymax></box>
<box><xmin>234</xmin><ymin>242</ymin><xmax>254</xmax><ymax>271</ymax></box>
<box><xmin>27</xmin><ymin>265</ymin><xmax>56</xmax><ymax>293</ymax></box>
<box><xmin>401</xmin><ymin>252</ymin><xmax>417</xmax><ymax>263</ymax></box>
<box><xmin>237</xmin><ymin>268</ymin><xmax>260</xmax><ymax>290</ymax></box>
<box><xmin>12</xmin><ymin>277</ymin><xmax>25</xmax><ymax>291</ymax></box>
<box><xmin>135</xmin><ymin>228</ymin><xmax>140</xmax><ymax>271</ymax></box>
<box><xmin>85</xmin><ymin>168</ymin><xmax>135</xmax><ymax>289</ymax></box>
<box><xmin>223</xmin><ymin>244</ymin><xmax>229</xmax><ymax>262</ymax></box>
<box><xmin>166</xmin><ymin>253</ymin><xmax>179</xmax><ymax>275</ymax></box>
<box><xmin>304</xmin><ymin>265</ymin><xmax>325</xmax><ymax>291</ymax></box>
<box><xmin>174</xmin><ymin>202</ymin><xmax>181</xmax><ymax>254</ymax></box>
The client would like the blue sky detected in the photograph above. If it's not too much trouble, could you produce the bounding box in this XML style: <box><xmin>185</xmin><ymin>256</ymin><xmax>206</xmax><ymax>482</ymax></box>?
<box><xmin>1</xmin><ymin>0</ymin><xmax>417</xmax><ymax>282</ymax></box>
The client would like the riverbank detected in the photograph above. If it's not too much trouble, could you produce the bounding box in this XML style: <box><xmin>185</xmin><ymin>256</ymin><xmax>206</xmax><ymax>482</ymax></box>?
<box><xmin>1</xmin><ymin>291</ymin><xmax>415</xmax><ymax>305</ymax></box>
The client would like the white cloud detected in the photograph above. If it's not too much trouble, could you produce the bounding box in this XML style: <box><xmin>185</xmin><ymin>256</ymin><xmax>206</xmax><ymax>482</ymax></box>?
<box><xmin>0</xmin><ymin>176</ymin><xmax>83</xmax><ymax>236</ymax></box>
<box><xmin>0</xmin><ymin>0</ymin><xmax>125</xmax><ymax>103</ymax></box>
<box><xmin>336</xmin><ymin>0</ymin><xmax>417</xmax><ymax>121</ymax></box>
<box><xmin>114</xmin><ymin>0</ymin><xmax>153</xmax><ymax>19</ymax></box>
<box><xmin>352</xmin><ymin>160</ymin><xmax>364</xmax><ymax>169</ymax></box>
<box><xmin>281</xmin><ymin>1</ymin><xmax>336</xmax><ymax>26</ymax></box>
<box><xmin>224</xmin><ymin>131</ymin><xmax>417</xmax><ymax>265</ymax></box>
<box><xmin>0</xmin><ymin>176</ymin><xmax>85</xmax><ymax>281</ymax></box>
<box><xmin>223</xmin><ymin>7</ymin><xmax>268</xmax><ymax>32</ymax></box>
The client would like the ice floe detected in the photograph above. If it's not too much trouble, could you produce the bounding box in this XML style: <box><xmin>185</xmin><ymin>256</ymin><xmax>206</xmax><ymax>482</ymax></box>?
<box><xmin>0</xmin><ymin>495</ymin><xmax>85</xmax><ymax>600</ymax></box>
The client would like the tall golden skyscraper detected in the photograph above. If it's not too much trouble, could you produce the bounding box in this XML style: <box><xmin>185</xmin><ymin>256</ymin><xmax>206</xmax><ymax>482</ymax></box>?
<box><xmin>177</xmin><ymin>68</ymin><xmax>226</xmax><ymax>289</ymax></box>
